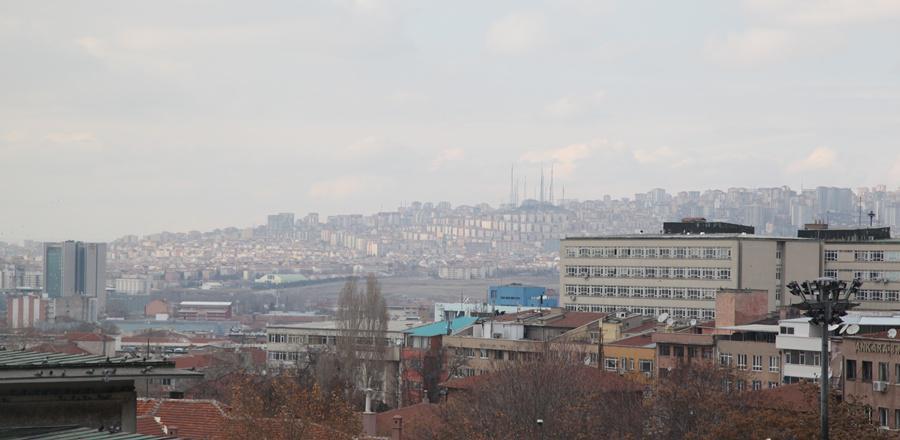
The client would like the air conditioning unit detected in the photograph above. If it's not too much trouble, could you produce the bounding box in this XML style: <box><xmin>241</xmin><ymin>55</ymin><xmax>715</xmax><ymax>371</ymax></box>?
<box><xmin>873</xmin><ymin>381</ymin><xmax>889</xmax><ymax>392</ymax></box>
<box><xmin>492</xmin><ymin>333</ymin><xmax>503</xmax><ymax>339</ymax></box>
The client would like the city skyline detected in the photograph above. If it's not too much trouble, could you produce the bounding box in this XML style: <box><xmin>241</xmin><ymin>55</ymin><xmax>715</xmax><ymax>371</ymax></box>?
<box><xmin>1</xmin><ymin>183</ymin><xmax>898</xmax><ymax>244</ymax></box>
<box><xmin>2</xmin><ymin>1</ymin><xmax>900</xmax><ymax>242</ymax></box>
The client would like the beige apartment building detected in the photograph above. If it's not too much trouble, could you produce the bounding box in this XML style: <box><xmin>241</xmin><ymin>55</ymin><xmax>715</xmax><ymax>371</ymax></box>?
<box><xmin>560</xmin><ymin>233</ymin><xmax>821</xmax><ymax>319</ymax></box>
<box><xmin>821</xmin><ymin>240</ymin><xmax>900</xmax><ymax>311</ymax></box>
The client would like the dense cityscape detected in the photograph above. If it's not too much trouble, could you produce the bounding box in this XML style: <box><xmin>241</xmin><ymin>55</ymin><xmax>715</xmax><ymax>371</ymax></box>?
<box><xmin>4</xmin><ymin>0</ymin><xmax>900</xmax><ymax>438</ymax></box>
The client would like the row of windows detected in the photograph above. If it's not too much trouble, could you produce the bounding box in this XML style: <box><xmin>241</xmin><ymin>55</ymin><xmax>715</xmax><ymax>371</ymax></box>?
<box><xmin>783</xmin><ymin>350</ymin><xmax>820</xmax><ymax>366</ymax></box>
<box><xmin>603</xmin><ymin>357</ymin><xmax>654</xmax><ymax>376</ymax></box>
<box><xmin>844</xmin><ymin>359</ymin><xmax>900</xmax><ymax>383</ymax></box>
<box><xmin>455</xmin><ymin>347</ymin><xmax>540</xmax><ymax>362</ymax></box>
<box><xmin>268</xmin><ymin>351</ymin><xmax>301</xmax><ymax>361</ymax></box>
<box><xmin>565</xmin><ymin>265</ymin><xmax>732</xmax><ymax>280</ymax></box>
<box><xmin>565</xmin><ymin>284</ymin><xmax>718</xmax><ymax>300</ymax></box>
<box><xmin>719</xmin><ymin>353</ymin><xmax>781</xmax><ymax>372</ymax></box>
<box><xmin>825</xmin><ymin>250</ymin><xmax>900</xmax><ymax>262</ymax></box>
<box><xmin>853</xmin><ymin>271</ymin><xmax>900</xmax><ymax>282</ymax></box>
<box><xmin>856</xmin><ymin>290</ymin><xmax>900</xmax><ymax>302</ymax></box>
<box><xmin>565</xmin><ymin>246</ymin><xmax>733</xmax><ymax>260</ymax></box>
<box><xmin>268</xmin><ymin>333</ymin><xmax>334</xmax><ymax>345</ymax></box>
<box><xmin>565</xmin><ymin>304</ymin><xmax>716</xmax><ymax>320</ymax></box>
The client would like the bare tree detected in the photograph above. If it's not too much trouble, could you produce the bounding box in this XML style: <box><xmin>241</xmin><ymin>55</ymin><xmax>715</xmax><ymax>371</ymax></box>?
<box><xmin>335</xmin><ymin>274</ymin><xmax>389</xmax><ymax>403</ymax></box>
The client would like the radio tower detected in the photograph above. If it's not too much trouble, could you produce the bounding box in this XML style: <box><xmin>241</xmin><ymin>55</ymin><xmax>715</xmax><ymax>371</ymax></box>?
<box><xmin>549</xmin><ymin>165</ymin><xmax>555</xmax><ymax>205</ymax></box>
<box><xmin>540</xmin><ymin>165</ymin><xmax>545</xmax><ymax>204</ymax></box>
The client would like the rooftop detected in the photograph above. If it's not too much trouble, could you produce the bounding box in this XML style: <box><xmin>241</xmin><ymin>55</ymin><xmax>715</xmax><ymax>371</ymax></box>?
<box><xmin>562</xmin><ymin>233</ymin><xmax>807</xmax><ymax>241</ymax></box>
<box><xmin>137</xmin><ymin>398</ymin><xmax>229</xmax><ymax>440</ymax></box>
<box><xmin>1</xmin><ymin>426</ymin><xmax>171</xmax><ymax>440</ymax></box>
<box><xmin>267</xmin><ymin>320</ymin><xmax>423</xmax><ymax>332</ymax></box>
<box><xmin>405</xmin><ymin>317</ymin><xmax>478</xmax><ymax>337</ymax></box>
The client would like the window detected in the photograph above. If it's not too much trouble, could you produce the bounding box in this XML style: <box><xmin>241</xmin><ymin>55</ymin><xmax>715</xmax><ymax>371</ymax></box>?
<box><xmin>824</xmin><ymin>269</ymin><xmax>838</xmax><ymax>278</ymax></box>
<box><xmin>604</xmin><ymin>357</ymin><xmax>618</xmax><ymax>371</ymax></box>
<box><xmin>846</xmin><ymin>359</ymin><xmax>857</xmax><ymax>381</ymax></box>
<box><xmin>752</xmin><ymin>355</ymin><xmax>763</xmax><ymax>372</ymax></box>
<box><xmin>879</xmin><ymin>362</ymin><xmax>889</xmax><ymax>382</ymax></box>
<box><xmin>719</xmin><ymin>353</ymin><xmax>733</xmax><ymax>367</ymax></box>
<box><xmin>825</xmin><ymin>250</ymin><xmax>838</xmax><ymax>261</ymax></box>
<box><xmin>737</xmin><ymin>354</ymin><xmax>748</xmax><ymax>370</ymax></box>
<box><xmin>769</xmin><ymin>356</ymin><xmax>780</xmax><ymax>373</ymax></box>
<box><xmin>674</xmin><ymin>346</ymin><xmax>684</xmax><ymax>357</ymax></box>
<box><xmin>752</xmin><ymin>380</ymin><xmax>762</xmax><ymax>391</ymax></box>
<box><xmin>659</xmin><ymin>344</ymin><xmax>670</xmax><ymax>357</ymax></box>
<box><xmin>879</xmin><ymin>407</ymin><xmax>888</xmax><ymax>428</ymax></box>
<box><xmin>895</xmin><ymin>364</ymin><xmax>900</xmax><ymax>383</ymax></box>
<box><xmin>768</xmin><ymin>382</ymin><xmax>779</xmax><ymax>389</ymax></box>
<box><xmin>480</xmin><ymin>349</ymin><xmax>489</xmax><ymax>359</ymax></box>
<box><xmin>780</xmin><ymin>326</ymin><xmax>795</xmax><ymax>335</ymax></box>
<box><xmin>895</xmin><ymin>409</ymin><xmax>900</xmax><ymax>430</ymax></box>
<box><xmin>640</xmin><ymin>359</ymin><xmax>653</xmax><ymax>374</ymax></box>
<box><xmin>862</xmin><ymin>361</ymin><xmax>873</xmax><ymax>382</ymax></box>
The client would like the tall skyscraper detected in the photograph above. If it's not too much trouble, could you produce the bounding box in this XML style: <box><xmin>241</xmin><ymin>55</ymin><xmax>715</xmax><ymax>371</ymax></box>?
<box><xmin>42</xmin><ymin>241</ymin><xmax>107</xmax><ymax>299</ymax></box>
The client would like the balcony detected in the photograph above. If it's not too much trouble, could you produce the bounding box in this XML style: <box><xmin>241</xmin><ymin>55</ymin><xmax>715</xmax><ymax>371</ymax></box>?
<box><xmin>776</xmin><ymin>335</ymin><xmax>828</xmax><ymax>352</ymax></box>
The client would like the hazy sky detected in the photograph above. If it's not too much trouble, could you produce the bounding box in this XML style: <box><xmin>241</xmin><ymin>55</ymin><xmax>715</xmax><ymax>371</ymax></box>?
<box><xmin>2</xmin><ymin>0</ymin><xmax>900</xmax><ymax>242</ymax></box>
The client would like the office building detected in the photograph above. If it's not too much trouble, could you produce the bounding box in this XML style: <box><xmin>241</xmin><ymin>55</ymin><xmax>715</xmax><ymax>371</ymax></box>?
<box><xmin>560</xmin><ymin>221</ymin><xmax>820</xmax><ymax>319</ymax></box>
<box><xmin>806</xmin><ymin>225</ymin><xmax>900</xmax><ymax>312</ymax></box>
<box><xmin>42</xmin><ymin>241</ymin><xmax>107</xmax><ymax>299</ymax></box>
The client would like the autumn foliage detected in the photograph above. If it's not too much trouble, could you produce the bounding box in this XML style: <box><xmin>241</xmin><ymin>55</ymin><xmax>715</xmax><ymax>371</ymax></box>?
<box><xmin>222</xmin><ymin>371</ymin><xmax>360</xmax><ymax>440</ymax></box>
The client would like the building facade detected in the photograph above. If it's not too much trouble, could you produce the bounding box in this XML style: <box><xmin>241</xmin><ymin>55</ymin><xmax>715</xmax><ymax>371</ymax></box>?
<box><xmin>560</xmin><ymin>234</ymin><xmax>820</xmax><ymax>319</ymax></box>
<box><xmin>43</xmin><ymin>241</ymin><xmax>107</xmax><ymax>299</ymax></box>
<box><xmin>5</xmin><ymin>295</ymin><xmax>49</xmax><ymax>328</ymax></box>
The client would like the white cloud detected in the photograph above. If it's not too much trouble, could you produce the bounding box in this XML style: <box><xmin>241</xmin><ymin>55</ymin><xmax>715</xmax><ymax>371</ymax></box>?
<box><xmin>544</xmin><ymin>92</ymin><xmax>606</xmax><ymax>119</ymax></box>
<box><xmin>486</xmin><ymin>12</ymin><xmax>548</xmax><ymax>55</ymax></box>
<box><xmin>787</xmin><ymin>147</ymin><xmax>838</xmax><ymax>172</ymax></box>
<box><xmin>705</xmin><ymin>28</ymin><xmax>793</xmax><ymax>67</ymax></box>
<box><xmin>44</xmin><ymin>131</ymin><xmax>98</xmax><ymax>144</ymax></box>
<box><xmin>430</xmin><ymin>148</ymin><xmax>465</xmax><ymax>171</ymax></box>
<box><xmin>75</xmin><ymin>36</ymin><xmax>107</xmax><ymax>58</ymax></box>
<box><xmin>632</xmin><ymin>146</ymin><xmax>675</xmax><ymax>164</ymax></box>
<box><xmin>521</xmin><ymin>141</ymin><xmax>604</xmax><ymax>176</ymax></box>
<box><xmin>743</xmin><ymin>0</ymin><xmax>900</xmax><ymax>27</ymax></box>
<box><xmin>343</xmin><ymin>136</ymin><xmax>392</xmax><ymax>156</ymax></box>
<box><xmin>308</xmin><ymin>176</ymin><xmax>381</xmax><ymax>199</ymax></box>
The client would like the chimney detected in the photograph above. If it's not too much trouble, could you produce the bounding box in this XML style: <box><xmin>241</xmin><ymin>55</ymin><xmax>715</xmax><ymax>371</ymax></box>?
<box><xmin>362</xmin><ymin>389</ymin><xmax>376</xmax><ymax>437</ymax></box>
<box><xmin>392</xmin><ymin>416</ymin><xmax>403</xmax><ymax>440</ymax></box>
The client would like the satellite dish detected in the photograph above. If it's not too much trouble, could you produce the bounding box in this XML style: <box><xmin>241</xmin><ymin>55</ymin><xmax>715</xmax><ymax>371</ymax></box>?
<box><xmin>657</xmin><ymin>313</ymin><xmax>670</xmax><ymax>323</ymax></box>
<box><xmin>889</xmin><ymin>329</ymin><xmax>897</xmax><ymax>339</ymax></box>
<box><xmin>666</xmin><ymin>318</ymin><xmax>675</xmax><ymax>326</ymax></box>
<box><xmin>839</xmin><ymin>325</ymin><xmax>849</xmax><ymax>335</ymax></box>
<box><xmin>846</xmin><ymin>324</ymin><xmax>860</xmax><ymax>335</ymax></box>
<box><xmin>584</xmin><ymin>356</ymin><xmax>591</xmax><ymax>365</ymax></box>
<box><xmin>828</xmin><ymin>324</ymin><xmax>840</xmax><ymax>332</ymax></box>
<box><xmin>689</xmin><ymin>319</ymin><xmax>698</xmax><ymax>326</ymax></box>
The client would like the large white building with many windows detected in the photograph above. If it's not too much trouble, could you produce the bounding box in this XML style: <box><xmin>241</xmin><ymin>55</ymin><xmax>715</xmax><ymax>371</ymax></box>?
<box><xmin>559</xmin><ymin>233</ymin><xmax>821</xmax><ymax>320</ymax></box>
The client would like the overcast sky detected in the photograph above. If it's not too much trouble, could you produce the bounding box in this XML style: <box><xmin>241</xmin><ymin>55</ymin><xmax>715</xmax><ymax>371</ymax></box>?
<box><xmin>2</xmin><ymin>0</ymin><xmax>900</xmax><ymax>242</ymax></box>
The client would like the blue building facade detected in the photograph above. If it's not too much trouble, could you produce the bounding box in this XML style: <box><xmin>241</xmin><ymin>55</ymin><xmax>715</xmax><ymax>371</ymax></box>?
<box><xmin>488</xmin><ymin>284</ymin><xmax>558</xmax><ymax>307</ymax></box>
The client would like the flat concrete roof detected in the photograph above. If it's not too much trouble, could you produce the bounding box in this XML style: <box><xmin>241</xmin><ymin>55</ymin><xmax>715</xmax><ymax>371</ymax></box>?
<box><xmin>562</xmin><ymin>234</ymin><xmax>809</xmax><ymax>241</ymax></box>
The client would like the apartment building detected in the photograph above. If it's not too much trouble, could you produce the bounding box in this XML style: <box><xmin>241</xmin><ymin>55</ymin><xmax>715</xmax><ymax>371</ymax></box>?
<box><xmin>834</xmin><ymin>331</ymin><xmax>900</xmax><ymax>429</ymax></box>
<box><xmin>441</xmin><ymin>309</ymin><xmax>606</xmax><ymax>376</ymax></box>
<box><xmin>561</xmin><ymin>222</ymin><xmax>821</xmax><ymax>319</ymax></box>
<box><xmin>811</xmin><ymin>226</ymin><xmax>900</xmax><ymax>311</ymax></box>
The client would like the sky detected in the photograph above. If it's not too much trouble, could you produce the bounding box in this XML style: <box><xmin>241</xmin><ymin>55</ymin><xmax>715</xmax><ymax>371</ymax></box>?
<box><xmin>2</xmin><ymin>0</ymin><xmax>900</xmax><ymax>242</ymax></box>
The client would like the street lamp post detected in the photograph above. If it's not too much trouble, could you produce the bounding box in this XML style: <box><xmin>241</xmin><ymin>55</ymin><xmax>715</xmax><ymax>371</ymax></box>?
<box><xmin>787</xmin><ymin>277</ymin><xmax>861</xmax><ymax>440</ymax></box>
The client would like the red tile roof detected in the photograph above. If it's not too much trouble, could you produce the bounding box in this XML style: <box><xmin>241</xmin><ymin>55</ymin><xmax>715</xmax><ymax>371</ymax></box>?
<box><xmin>547</xmin><ymin>312</ymin><xmax>607</xmax><ymax>329</ymax></box>
<box><xmin>375</xmin><ymin>402</ymin><xmax>441</xmax><ymax>437</ymax></box>
<box><xmin>30</xmin><ymin>341</ymin><xmax>92</xmax><ymax>355</ymax></box>
<box><xmin>137</xmin><ymin>398</ymin><xmax>229</xmax><ymax>439</ymax></box>
<box><xmin>609</xmin><ymin>334</ymin><xmax>654</xmax><ymax>347</ymax></box>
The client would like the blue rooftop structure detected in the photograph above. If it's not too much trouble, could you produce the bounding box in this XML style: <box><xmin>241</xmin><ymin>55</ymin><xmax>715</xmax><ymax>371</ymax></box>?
<box><xmin>405</xmin><ymin>316</ymin><xmax>478</xmax><ymax>337</ymax></box>
<box><xmin>489</xmin><ymin>283</ymin><xmax>558</xmax><ymax>307</ymax></box>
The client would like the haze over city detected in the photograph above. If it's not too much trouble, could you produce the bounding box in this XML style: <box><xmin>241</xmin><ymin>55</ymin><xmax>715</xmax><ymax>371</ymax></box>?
<box><xmin>3</xmin><ymin>1</ymin><xmax>900</xmax><ymax>242</ymax></box>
